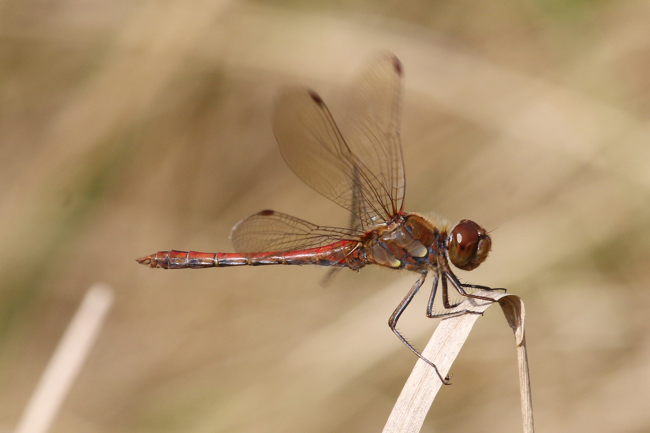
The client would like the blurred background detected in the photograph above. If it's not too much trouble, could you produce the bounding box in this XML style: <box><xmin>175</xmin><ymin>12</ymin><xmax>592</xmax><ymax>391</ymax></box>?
<box><xmin>2</xmin><ymin>0</ymin><xmax>650</xmax><ymax>432</ymax></box>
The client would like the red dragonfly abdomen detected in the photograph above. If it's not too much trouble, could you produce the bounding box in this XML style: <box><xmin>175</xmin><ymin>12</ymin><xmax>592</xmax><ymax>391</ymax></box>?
<box><xmin>136</xmin><ymin>241</ymin><xmax>365</xmax><ymax>270</ymax></box>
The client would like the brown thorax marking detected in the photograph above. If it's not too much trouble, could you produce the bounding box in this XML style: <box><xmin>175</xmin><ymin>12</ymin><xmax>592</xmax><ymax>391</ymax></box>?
<box><xmin>362</xmin><ymin>213</ymin><xmax>440</xmax><ymax>269</ymax></box>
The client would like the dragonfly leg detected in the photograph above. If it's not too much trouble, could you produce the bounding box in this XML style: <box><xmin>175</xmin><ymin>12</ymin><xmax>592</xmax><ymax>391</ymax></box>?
<box><xmin>425</xmin><ymin>271</ymin><xmax>439</xmax><ymax>317</ymax></box>
<box><xmin>447</xmin><ymin>271</ymin><xmax>500</xmax><ymax>305</ymax></box>
<box><xmin>389</xmin><ymin>271</ymin><xmax>450</xmax><ymax>385</ymax></box>
<box><xmin>426</xmin><ymin>273</ymin><xmax>481</xmax><ymax>319</ymax></box>
<box><xmin>441</xmin><ymin>272</ymin><xmax>461</xmax><ymax>309</ymax></box>
<box><xmin>460</xmin><ymin>282</ymin><xmax>507</xmax><ymax>293</ymax></box>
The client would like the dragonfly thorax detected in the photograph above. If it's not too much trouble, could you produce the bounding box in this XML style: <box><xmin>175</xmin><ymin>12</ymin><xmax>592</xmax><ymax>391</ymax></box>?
<box><xmin>362</xmin><ymin>213</ymin><xmax>438</xmax><ymax>269</ymax></box>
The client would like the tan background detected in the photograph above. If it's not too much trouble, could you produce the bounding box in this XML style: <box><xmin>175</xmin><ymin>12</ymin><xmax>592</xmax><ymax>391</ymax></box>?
<box><xmin>2</xmin><ymin>0</ymin><xmax>650</xmax><ymax>432</ymax></box>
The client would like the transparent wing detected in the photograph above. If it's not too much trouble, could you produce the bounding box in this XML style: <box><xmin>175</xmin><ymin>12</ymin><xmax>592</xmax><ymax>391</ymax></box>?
<box><xmin>271</xmin><ymin>52</ymin><xmax>405</xmax><ymax>231</ymax></box>
<box><xmin>230</xmin><ymin>210</ymin><xmax>363</xmax><ymax>254</ymax></box>
<box><xmin>342</xmin><ymin>52</ymin><xmax>406</xmax><ymax>226</ymax></box>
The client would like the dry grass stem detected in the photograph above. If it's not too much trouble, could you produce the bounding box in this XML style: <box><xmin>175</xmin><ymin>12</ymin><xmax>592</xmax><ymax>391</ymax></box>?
<box><xmin>383</xmin><ymin>291</ymin><xmax>532</xmax><ymax>433</ymax></box>
<box><xmin>14</xmin><ymin>284</ymin><xmax>114</xmax><ymax>433</ymax></box>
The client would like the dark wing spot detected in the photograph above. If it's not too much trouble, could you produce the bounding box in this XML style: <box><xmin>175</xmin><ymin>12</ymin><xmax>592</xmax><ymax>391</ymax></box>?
<box><xmin>258</xmin><ymin>210</ymin><xmax>275</xmax><ymax>216</ymax></box>
<box><xmin>392</xmin><ymin>56</ymin><xmax>402</xmax><ymax>75</ymax></box>
<box><xmin>308</xmin><ymin>90</ymin><xmax>324</xmax><ymax>105</ymax></box>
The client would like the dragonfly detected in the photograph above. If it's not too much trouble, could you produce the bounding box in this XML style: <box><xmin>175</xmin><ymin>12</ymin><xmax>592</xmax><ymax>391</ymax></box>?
<box><xmin>137</xmin><ymin>53</ymin><xmax>500</xmax><ymax>384</ymax></box>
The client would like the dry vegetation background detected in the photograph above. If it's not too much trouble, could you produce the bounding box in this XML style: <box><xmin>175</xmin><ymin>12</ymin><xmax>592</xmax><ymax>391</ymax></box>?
<box><xmin>2</xmin><ymin>0</ymin><xmax>650</xmax><ymax>432</ymax></box>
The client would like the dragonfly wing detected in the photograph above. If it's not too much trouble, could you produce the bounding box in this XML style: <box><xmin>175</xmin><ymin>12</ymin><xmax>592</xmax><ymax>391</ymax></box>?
<box><xmin>271</xmin><ymin>53</ymin><xmax>405</xmax><ymax>231</ymax></box>
<box><xmin>342</xmin><ymin>52</ymin><xmax>406</xmax><ymax>225</ymax></box>
<box><xmin>230</xmin><ymin>210</ymin><xmax>362</xmax><ymax>254</ymax></box>
<box><xmin>272</xmin><ymin>89</ymin><xmax>363</xmax><ymax>224</ymax></box>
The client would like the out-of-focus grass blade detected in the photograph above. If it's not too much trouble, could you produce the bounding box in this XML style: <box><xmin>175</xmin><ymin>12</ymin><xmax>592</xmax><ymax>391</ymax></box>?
<box><xmin>14</xmin><ymin>284</ymin><xmax>114</xmax><ymax>433</ymax></box>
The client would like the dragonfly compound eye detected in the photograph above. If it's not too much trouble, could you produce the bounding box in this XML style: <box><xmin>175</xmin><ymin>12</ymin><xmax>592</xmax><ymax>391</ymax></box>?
<box><xmin>447</xmin><ymin>220</ymin><xmax>491</xmax><ymax>271</ymax></box>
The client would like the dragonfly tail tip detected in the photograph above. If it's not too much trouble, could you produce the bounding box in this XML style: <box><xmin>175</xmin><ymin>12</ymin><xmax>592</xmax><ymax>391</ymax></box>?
<box><xmin>136</xmin><ymin>255</ymin><xmax>153</xmax><ymax>266</ymax></box>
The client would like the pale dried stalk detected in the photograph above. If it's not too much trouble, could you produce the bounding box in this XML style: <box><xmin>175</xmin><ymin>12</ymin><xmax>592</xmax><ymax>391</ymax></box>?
<box><xmin>14</xmin><ymin>284</ymin><xmax>114</xmax><ymax>433</ymax></box>
<box><xmin>383</xmin><ymin>291</ymin><xmax>533</xmax><ymax>433</ymax></box>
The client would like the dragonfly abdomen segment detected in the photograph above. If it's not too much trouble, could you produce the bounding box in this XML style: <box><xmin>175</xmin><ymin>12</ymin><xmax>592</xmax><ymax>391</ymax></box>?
<box><xmin>136</xmin><ymin>250</ymin><xmax>220</xmax><ymax>269</ymax></box>
<box><xmin>136</xmin><ymin>241</ymin><xmax>365</xmax><ymax>270</ymax></box>
<box><xmin>255</xmin><ymin>241</ymin><xmax>364</xmax><ymax>268</ymax></box>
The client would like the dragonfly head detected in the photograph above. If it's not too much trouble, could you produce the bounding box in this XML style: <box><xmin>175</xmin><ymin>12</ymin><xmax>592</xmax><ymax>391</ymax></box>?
<box><xmin>447</xmin><ymin>220</ymin><xmax>491</xmax><ymax>271</ymax></box>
